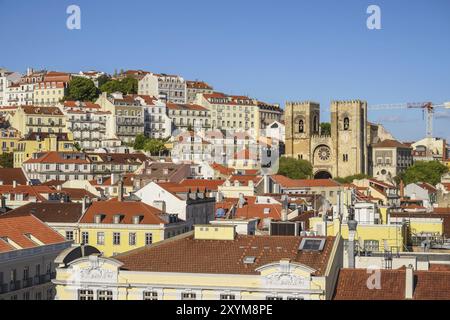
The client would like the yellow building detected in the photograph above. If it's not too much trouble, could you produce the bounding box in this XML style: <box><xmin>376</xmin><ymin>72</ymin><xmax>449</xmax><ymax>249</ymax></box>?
<box><xmin>0</xmin><ymin>127</ymin><xmax>20</xmax><ymax>155</ymax></box>
<box><xmin>196</xmin><ymin>92</ymin><xmax>261</xmax><ymax>139</ymax></box>
<box><xmin>53</xmin><ymin>226</ymin><xmax>343</xmax><ymax>300</ymax></box>
<box><xmin>310</xmin><ymin>217</ymin><xmax>407</xmax><ymax>253</ymax></box>
<box><xmin>33</xmin><ymin>72</ymin><xmax>71</xmax><ymax>106</ymax></box>
<box><xmin>78</xmin><ymin>199</ymin><xmax>189</xmax><ymax>257</ymax></box>
<box><xmin>8</xmin><ymin>105</ymin><xmax>67</xmax><ymax>136</ymax></box>
<box><xmin>13</xmin><ymin>132</ymin><xmax>75</xmax><ymax>168</ymax></box>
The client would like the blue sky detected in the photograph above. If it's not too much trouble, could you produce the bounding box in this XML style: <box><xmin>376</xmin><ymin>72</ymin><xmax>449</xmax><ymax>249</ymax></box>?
<box><xmin>0</xmin><ymin>0</ymin><xmax>449</xmax><ymax>142</ymax></box>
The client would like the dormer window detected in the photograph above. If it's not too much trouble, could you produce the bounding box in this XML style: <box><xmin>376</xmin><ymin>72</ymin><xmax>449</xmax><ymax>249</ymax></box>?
<box><xmin>113</xmin><ymin>214</ymin><xmax>123</xmax><ymax>224</ymax></box>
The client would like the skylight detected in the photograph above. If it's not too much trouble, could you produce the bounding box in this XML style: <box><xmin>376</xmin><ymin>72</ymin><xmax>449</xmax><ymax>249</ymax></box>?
<box><xmin>243</xmin><ymin>256</ymin><xmax>256</xmax><ymax>264</ymax></box>
<box><xmin>299</xmin><ymin>238</ymin><xmax>325</xmax><ymax>252</ymax></box>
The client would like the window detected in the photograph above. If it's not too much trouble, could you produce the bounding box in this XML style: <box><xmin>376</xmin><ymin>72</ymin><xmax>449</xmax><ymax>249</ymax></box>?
<box><xmin>220</xmin><ymin>294</ymin><xmax>236</xmax><ymax>300</ymax></box>
<box><xmin>143</xmin><ymin>291</ymin><xmax>158</xmax><ymax>300</ymax></box>
<box><xmin>364</xmin><ymin>240</ymin><xmax>379</xmax><ymax>252</ymax></box>
<box><xmin>145</xmin><ymin>233</ymin><xmax>153</xmax><ymax>246</ymax></box>
<box><xmin>287</xmin><ymin>296</ymin><xmax>304</xmax><ymax>300</ymax></box>
<box><xmin>97</xmin><ymin>232</ymin><xmax>105</xmax><ymax>245</ymax></box>
<box><xmin>266</xmin><ymin>296</ymin><xmax>282</xmax><ymax>300</ymax></box>
<box><xmin>181</xmin><ymin>292</ymin><xmax>197</xmax><ymax>300</ymax></box>
<box><xmin>113</xmin><ymin>232</ymin><xmax>121</xmax><ymax>245</ymax></box>
<box><xmin>65</xmin><ymin>231</ymin><xmax>74</xmax><ymax>241</ymax></box>
<box><xmin>97</xmin><ymin>290</ymin><xmax>113</xmax><ymax>300</ymax></box>
<box><xmin>129</xmin><ymin>233</ymin><xmax>136</xmax><ymax>246</ymax></box>
<box><xmin>299</xmin><ymin>238</ymin><xmax>326</xmax><ymax>251</ymax></box>
<box><xmin>343</xmin><ymin>117</ymin><xmax>350</xmax><ymax>130</ymax></box>
<box><xmin>81</xmin><ymin>232</ymin><xmax>89</xmax><ymax>244</ymax></box>
<box><xmin>78</xmin><ymin>289</ymin><xmax>94</xmax><ymax>300</ymax></box>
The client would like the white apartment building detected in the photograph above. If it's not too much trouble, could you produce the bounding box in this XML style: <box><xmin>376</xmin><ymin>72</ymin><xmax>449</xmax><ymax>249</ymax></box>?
<box><xmin>138</xmin><ymin>73</ymin><xmax>187</xmax><ymax>104</ymax></box>
<box><xmin>135</xmin><ymin>95</ymin><xmax>171</xmax><ymax>139</ymax></box>
<box><xmin>167</xmin><ymin>103</ymin><xmax>210</xmax><ymax>132</ymax></box>
<box><xmin>63</xmin><ymin>106</ymin><xmax>112</xmax><ymax>151</ymax></box>
<box><xmin>0</xmin><ymin>69</ymin><xmax>21</xmax><ymax>106</ymax></box>
<box><xmin>195</xmin><ymin>92</ymin><xmax>261</xmax><ymax>138</ymax></box>
<box><xmin>23</xmin><ymin>151</ymin><xmax>94</xmax><ymax>182</ymax></box>
<box><xmin>96</xmin><ymin>92</ymin><xmax>145</xmax><ymax>144</ymax></box>
<box><xmin>0</xmin><ymin>211</ymin><xmax>72</xmax><ymax>300</ymax></box>
<box><xmin>186</xmin><ymin>80</ymin><xmax>213</xmax><ymax>103</ymax></box>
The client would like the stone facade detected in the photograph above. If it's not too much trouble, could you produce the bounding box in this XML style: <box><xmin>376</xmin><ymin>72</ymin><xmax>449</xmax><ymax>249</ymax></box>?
<box><xmin>285</xmin><ymin>100</ymin><xmax>369</xmax><ymax>179</ymax></box>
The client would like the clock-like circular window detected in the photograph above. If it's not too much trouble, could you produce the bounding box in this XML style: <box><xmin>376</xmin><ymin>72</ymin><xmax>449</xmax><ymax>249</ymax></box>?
<box><xmin>317</xmin><ymin>146</ymin><xmax>331</xmax><ymax>161</ymax></box>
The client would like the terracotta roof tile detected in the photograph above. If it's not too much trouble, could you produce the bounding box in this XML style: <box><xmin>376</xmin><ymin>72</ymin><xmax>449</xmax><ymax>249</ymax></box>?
<box><xmin>0</xmin><ymin>168</ymin><xmax>28</xmax><ymax>185</ymax></box>
<box><xmin>7</xmin><ymin>202</ymin><xmax>83</xmax><ymax>223</ymax></box>
<box><xmin>80</xmin><ymin>199</ymin><xmax>166</xmax><ymax>225</ymax></box>
<box><xmin>116</xmin><ymin>234</ymin><xmax>335</xmax><ymax>275</ymax></box>
<box><xmin>0</xmin><ymin>211</ymin><xmax>66</xmax><ymax>252</ymax></box>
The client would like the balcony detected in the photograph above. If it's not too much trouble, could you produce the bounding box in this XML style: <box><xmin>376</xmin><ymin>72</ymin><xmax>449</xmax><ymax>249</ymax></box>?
<box><xmin>9</xmin><ymin>280</ymin><xmax>21</xmax><ymax>291</ymax></box>
<box><xmin>22</xmin><ymin>278</ymin><xmax>33</xmax><ymax>288</ymax></box>
<box><xmin>0</xmin><ymin>283</ymin><xmax>8</xmax><ymax>294</ymax></box>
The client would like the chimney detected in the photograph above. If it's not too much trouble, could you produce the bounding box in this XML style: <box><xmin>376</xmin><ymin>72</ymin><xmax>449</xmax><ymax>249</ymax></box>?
<box><xmin>399</xmin><ymin>180</ymin><xmax>405</xmax><ymax>199</ymax></box>
<box><xmin>216</xmin><ymin>191</ymin><xmax>224</xmax><ymax>202</ymax></box>
<box><xmin>281</xmin><ymin>195</ymin><xmax>288</xmax><ymax>221</ymax></box>
<box><xmin>57</xmin><ymin>185</ymin><xmax>62</xmax><ymax>191</ymax></box>
<box><xmin>0</xmin><ymin>180</ymin><xmax>3</xmax><ymax>186</ymax></box>
<box><xmin>238</xmin><ymin>193</ymin><xmax>245</xmax><ymax>208</ymax></box>
<box><xmin>12</xmin><ymin>180</ymin><xmax>17</xmax><ymax>188</ymax></box>
<box><xmin>111</xmin><ymin>173</ymin><xmax>118</xmax><ymax>186</ymax></box>
<box><xmin>0</xmin><ymin>196</ymin><xmax>6</xmax><ymax>211</ymax></box>
<box><xmin>263</xmin><ymin>174</ymin><xmax>270</xmax><ymax>194</ymax></box>
<box><xmin>405</xmin><ymin>265</ymin><xmax>414</xmax><ymax>299</ymax></box>
<box><xmin>118</xmin><ymin>178</ymin><xmax>124</xmax><ymax>202</ymax></box>
<box><xmin>82</xmin><ymin>196</ymin><xmax>89</xmax><ymax>213</ymax></box>
<box><xmin>347</xmin><ymin>216</ymin><xmax>358</xmax><ymax>269</ymax></box>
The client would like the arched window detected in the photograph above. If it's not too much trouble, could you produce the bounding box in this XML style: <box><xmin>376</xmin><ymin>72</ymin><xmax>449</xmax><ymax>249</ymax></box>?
<box><xmin>298</xmin><ymin>120</ymin><xmax>304</xmax><ymax>133</ymax></box>
<box><xmin>343</xmin><ymin>117</ymin><xmax>350</xmax><ymax>130</ymax></box>
<box><xmin>313</xmin><ymin>116</ymin><xmax>319</xmax><ymax>133</ymax></box>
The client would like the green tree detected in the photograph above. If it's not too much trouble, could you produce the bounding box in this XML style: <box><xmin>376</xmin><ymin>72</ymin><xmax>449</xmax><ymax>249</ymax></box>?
<box><xmin>334</xmin><ymin>173</ymin><xmax>371</xmax><ymax>184</ymax></box>
<box><xmin>398</xmin><ymin>161</ymin><xmax>448</xmax><ymax>186</ymax></box>
<box><xmin>277</xmin><ymin>157</ymin><xmax>313</xmax><ymax>179</ymax></box>
<box><xmin>99</xmin><ymin>79</ymin><xmax>122</xmax><ymax>94</ymax></box>
<box><xmin>320</xmin><ymin>122</ymin><xmax>331</xmax><ymax>136</ymax></box>
<box><xmin>64</xmin><ymin>77</ymin><xmax>100</xmax><ymax>102</ymax></box>
<box><xmin>120</xmin><ymin>77</ymin><xmax>138</xmax><ymax>94</ymax></box>
<box><xmin>99</xmin><ymin>77</ymin><xmax>138</xmax><ymax>94</ymax></box>
<box><xmin>73</xmin><ymin>142</ymin><xmax>82</xmax><ymax>151</ymax></box>
<box><xmin>144</xmin><ymin>139</ymin><xmax>168</xmax><ymax>155</ymax></box>
<box><xmin>97</xmin><ymin>74</ymin><xmax>111</xmax><ymax>88</ymax></box>
<box><xmin>0</xmin><ymin>153</ymin><xmax>14</xmax><ymax>168</ymax></box>
<box><xmin>133</xmin><ymin>134</ymin><xmax>147</xmax><ymax>150</ymax></box>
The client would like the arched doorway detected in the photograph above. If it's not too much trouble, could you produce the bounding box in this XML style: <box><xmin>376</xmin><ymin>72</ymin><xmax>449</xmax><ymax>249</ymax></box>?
<box><xmin>314</xmin><ymin>171</ymin><xmax>332</xmax><ymax>179</ymax></box>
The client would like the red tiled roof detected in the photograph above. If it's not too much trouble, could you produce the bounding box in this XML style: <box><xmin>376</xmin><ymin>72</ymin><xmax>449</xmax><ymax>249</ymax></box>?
<box><xmin>334</xmin><ymin>268</ymin><xmax>450</xmax><ymax>300</ymax></box>
<box><xmin>116</xmin><ymin>234</ymin><xmax>335</xmax><ymax>276</ymax></box>
<box><xmin>79</xmin><ymin>199</ymin><xmax>166</xmax><ymax>225</ymax></box>
<box><xmin>372</xmin><ymin>139</ymin><xmax>412</xmax><ymax>149</ymax></box>
<box><xmin>271</xmin><ymin>175</ymin><xmax>340</xmax><ymax>188</ymax></box>
<box><xmin>6</xmin><ymin>202</ymin><xmax>83</xmax><ymax>223</ymax></box>
<box><xmin>0</xmin><ymin>211</ymin><xmax>66</xmax><ymax>253</ymax></box>
<box><xmin>211</xmin><ymin>162</ymin><xmax>234</xmax><ymax>176</ymax></box>
<box><xmin>0</xmin><ymin>185</ymin><xmax>51</xmax><ymax>201</ymax></box>
<box><xmin>24</xmin><ymin>152</ymin><xmax>90</xmax><ymax>164</ymax></box>
<box><xmin>166</xmin><ymin>103</ymin><xmax>208</xmax><ymax>111</ymax></box>
<box><xmin>229</xmin><ymin>175</ymin><xmax>262</xmax><ymax>186</ymax></box>
<box><xmin>186</xmin><ymin>80</ymin><xmax>212</xmax><ymax>90</ymax></box>
<box><xmin>0</xmin><ymin>168</ymin><xmax>28</xmax><ymax>185</ymax></box>
<box><xmin>21</xmin><ymin>106</ymin><xmax>63</xmax><ymax>116</ymax></box>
